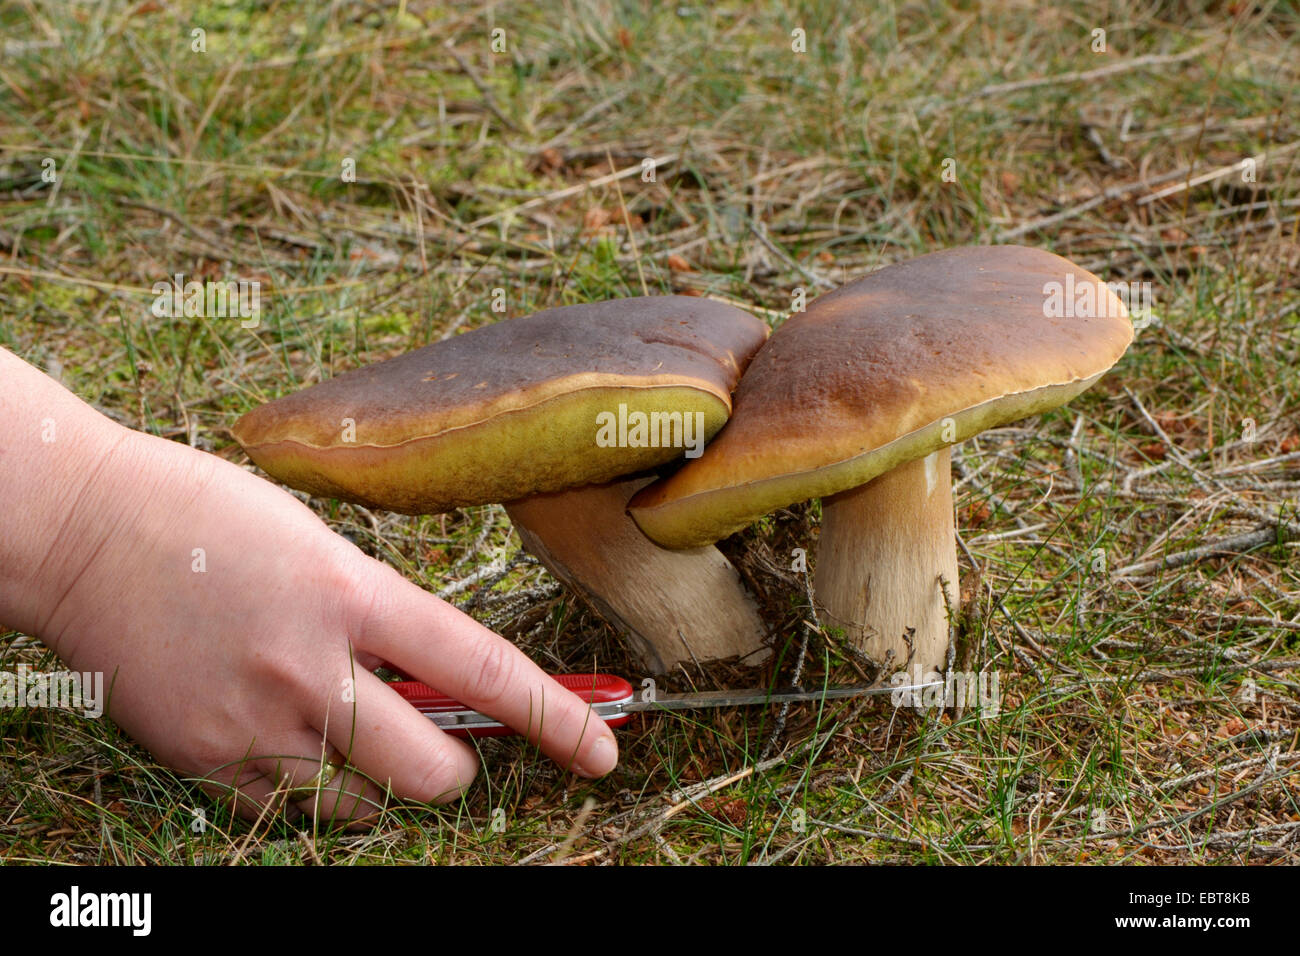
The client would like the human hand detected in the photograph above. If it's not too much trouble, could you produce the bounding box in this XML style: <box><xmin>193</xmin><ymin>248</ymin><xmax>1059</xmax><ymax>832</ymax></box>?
<box><xmin>3</xmin><ymin>354</ymin><xmax>617</xmax><ymax>826</ymax></box>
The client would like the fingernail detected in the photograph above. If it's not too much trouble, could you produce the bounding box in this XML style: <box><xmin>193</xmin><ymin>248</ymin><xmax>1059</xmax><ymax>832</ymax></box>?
<box><xmin>576</xmin><ymin>733</ymin><xmax>617</xmax><ymax>778</ymax></box>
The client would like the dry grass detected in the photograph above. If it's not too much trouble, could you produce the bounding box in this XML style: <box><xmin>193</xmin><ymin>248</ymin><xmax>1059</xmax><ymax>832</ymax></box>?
<box><xmin>0</xmin><ymin>0</ymin><xmax>1297</xmax><ymax>864</ymax></box>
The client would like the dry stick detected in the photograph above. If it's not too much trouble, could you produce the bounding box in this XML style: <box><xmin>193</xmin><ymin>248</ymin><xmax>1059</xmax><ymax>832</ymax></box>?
<box><xmin>1088</xmin><ymin>766</ymin><xmax>1292</xmax><ymax>845</ymax></box>
<box><xmin>1138</xmin><ymin>140</ymin><xmax>1300</xmax><ymax>206</ymax></box>
<box><xmin>295</xmin><ymin>830</ymin><xmax>323</xmax><ymax>866</ymax></box>
<box><xmin>575</xmin><ymin>748</ymin><xmax>802</xmax><ymax>865</ymax></box>
<box><xmin>467</xmin><ymin>154</ymin><xmax>679</xmax><ymax>229</ymax></box>
<box><xmin>1158</xmin><ymin>751</ymin><xmax>1298</xmax><ymax>795</ymax></box>
<box><xmin>1121</xmin><ymin>491</ymin><xmax>1232</xmax><ymax>570</ymax></box>
<box><xmin>613</xmin><ymin>757</ymin><xmax>785</xmax><ymax>846</ymax></box>
<box><xmin>826</xmin><ymin>711</ymin><xmax>958</xmax><ymax>857</ymax></box>
<box><xmin>92</xmin><ymin>761</ymin><xmax>122</xmax><ymax>866</ymax></box>
<box><xmin>476</xmin><ymin>581</ymin><xmax>560</xmax><ymax>629</ymax></box>
<box><xmin>1215</xmin><ymin>450</ymin><xmax>1300</xmax><ymax>477</ymax></box>
<box><xmin>125</xmin><ymin>202</ymin><xmax>295</xmax><ymax>266</ymax></box>
<box><xmin>938</xmin><ymin>44</ymin><xmax>1210</xmax><ymax>107</ymax></box>
<box><xmin>531</xmin><ymin>90</ymin><xmax>631</xmax><ymax>152</ymax></box>
<box><xmin>1119</xmin><ymin>386</ymin><xmax>1300</xmax><ymax>575</ymax></box>
<box><xmin>1064</xmin><ymin>414</ymin><xmax>1085</xmax><ymax>490</ymax></box>
<box><xmin>1128</xmin><ymin>384</ymin><xmax>1300</xmax><ymax>511</ymax></box>
<box><xmin>184</xmin><ymin>61</ymin><xmax>241</xmax><ymax>162</ymax></box>
<box><xmin>996</xmin><ymin>166</ymin><xmax>1193</xmax><ymax>241</ymax></box>
<box><xmin>951</xmin><ymin>449</ymin><xmax>1073</xmax><ymax>560</ymax></box>
<box><xmin>652</xmin><ymin>831</ymin><xmax>685</xmax><ymax>865</ymax></box>
<box><xmin>435</xmin><ymin>552</ymin><xmax>516</xmax><ymax>601</ymax></box>
<box><xmin>549</xmin><ymin>797</ymin><xmax>598</xmax><ymax>865</ymax></box>
<box><xmin>1115</xmin><ymin>525</ymin><xmax>1296</xmax><ymax>579</ymax></box>
<box><xmin>457</xmin><ymin>552</ymin><xmax>542</xmax><ymax>613</ymax></box>
<box><xmin>1125</xmin><ymin>389</ymin><xmax>1220</xmax><ymax>494</ymax></box>
<box><xmin>823</xmin><ymin>763</ymin><xmax>1300</xmax><ymax>855</ymax></box>
<box><xmin>756</xmin><ymin>773</ymin><xmax>867</xmax><ymax>864</ymax></box>
<box><xmin>954</xmin><ymin>531</ymin><xmax>1055</xmax><ymax>682</ymax></box>
<box><xmin>1119</xmin><ymin>114</ymin><xmax>1282</xmax><ymax>145</ymax></box>
<box><xmin>809</xmin><ymin>818</ymin><xmax>1000</xmax><ymax>852</ymax></box>
<box><xmin>757</xmin><ymin>833</ymin><xmax>817</xmax><ymax>865</ymax></box>
<box><xmin>761</xmin><ymin>572</ymin><xmax>817</xmax><ymax>760</ymax></box>
<box><xmin>554</xmin><ymin>757</ymin><xmax>789</xmax><ymax>865</ymax></box>
<box><xmin>1047</xmin><ymin>659</ymin><xmax>1300</xmax><ymax>695</ymax></box>
<box><xmin>1139</xmin><ymin>820</ymin><xmax>1300</xmax><ymax>856</ymax></box>
<box><xmin>0</xmin><ymin>143</ymin><xmax>404</xmax><ymax>187</ymax></box>
<box><xmin>441</xmin><ymin>40</ymin><xmax>527</xmax><ymax>135</ymax></box>
<box><xmin>448</xmin><ymin>509</ymin><xmax>501</xmax><ymax>572</ymax></box>
<box><xmin>227</xmin><ymin>19</ymin><xmax>463</xmax><ymax>71</ymax></box>
<box><xmin>1160</xmin><ymin>607</ymin><xmax>1300</xmax><ymax>633</ymax></box>
<box><xmin>748</xmin><ymin>222</ymin><xmax>836</xmax><ymax>291</ymax></box>
<box><xmin>607</xmin><ymin>149</ymin><xmax>648</xmax><ymax>297</ymax></box>
<box><xmin>34</xmin><ymin>128</ymin><xmax>87</xmax><ymax>254</ymax></box>
<box><xmin>1080</xmin><ymin>114</ymin><xmax>1122</xmax><ymax>170</ymax></box>
<box><xmin>515</xmin><ymin>842</ymin><xmax>559</xmax><ymax>866</ymax></box>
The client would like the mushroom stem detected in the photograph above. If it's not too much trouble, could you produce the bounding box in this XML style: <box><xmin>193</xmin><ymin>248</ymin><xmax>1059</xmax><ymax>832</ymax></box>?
<box><xmin>814</xmin><ymin>448</ymin><xmax>958</xmax><ymax>677</ymax></box>
<box><xmin>505</xmin><ymin>477</ymin><xmax>770</xmax><ymax>675</ymax></box>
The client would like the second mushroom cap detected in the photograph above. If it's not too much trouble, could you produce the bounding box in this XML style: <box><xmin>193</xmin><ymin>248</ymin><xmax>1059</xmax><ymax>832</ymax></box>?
<box><xmin>628</xmin><ymin>245</ymin><xmax>1135</xmax><ymax>548</ymax></box>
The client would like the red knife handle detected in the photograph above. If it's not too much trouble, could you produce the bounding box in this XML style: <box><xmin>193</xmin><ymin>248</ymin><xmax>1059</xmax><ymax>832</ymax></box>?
<box><xmin>389</xmin><ymin>673</ymin><xmax>635</xmax><ymax>738</ymax></box>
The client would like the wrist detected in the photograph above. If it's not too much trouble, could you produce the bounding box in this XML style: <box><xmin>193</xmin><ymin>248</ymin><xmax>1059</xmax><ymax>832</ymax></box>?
<box><xmin>0</xmin><ymin>348</ymin><xmax>151</xmax><ymax>640</ymax></box>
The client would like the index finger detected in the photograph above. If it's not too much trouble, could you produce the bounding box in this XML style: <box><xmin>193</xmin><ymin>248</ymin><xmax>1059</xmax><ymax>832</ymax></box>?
<box><xmin>355</xmin><ymin>563</ymin><xmax>619</xmax><ymax>778</ymax></box>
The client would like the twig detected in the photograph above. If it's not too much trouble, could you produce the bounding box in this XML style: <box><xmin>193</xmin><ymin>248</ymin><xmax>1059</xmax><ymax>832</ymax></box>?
<box><xmin>1114</xmin><ymin>524</ymin><xmax>1295</xmax><ymax>578</ymax></box>
<box><xmin>1157</xmin><ymin>751</ymin><xmax>1298</xmax><ymax>794</ymax></box>
<box><xmin>467</xmin><ymin>154</ymin><xmax>679</xmax><ymax>229</ymax></box>
<box><xmin>996</xmin><ymin>166</ymin><xmax>1191</xmax><ymax>241</ymax></box>
<box><xmin>761</xmin><ymin>572</ymin><xmax>815</xmax><ymax>759</ymax></box>
<box><xmin>554</xmin><ymin>755</ymin><xmax>788</xmax><ymax>865</ymax></box>
<box><xmin>955</xmin><ymin>531</ymin><xmax>1055</xmax><ymax>682</ymax></box>
<box><xmin>935</xmin><ymin>44</ymin><xmax>1210</xmax><ymax>109</ymax></box>
<box><xmin>549</xmin><ymin>797</ymin><xmax>598</xmax><ymax>865</ymax></box>
<box><xmin>748</xmin><ymin>222</ymin><xmax>836</xmax><ymax>291</ymax></box>
<box><xmin>442</xmin><ymin>40</ymin><xmax>526</xmax><ymax>135</ymax></box>
<box><xmin>1137</xmin><ymin>140</ymin><xmax>1300</xmax><ymax>206</ymax></box>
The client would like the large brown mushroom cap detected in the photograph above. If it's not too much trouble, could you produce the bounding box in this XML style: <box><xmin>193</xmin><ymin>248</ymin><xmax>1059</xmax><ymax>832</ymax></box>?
<box><xmin>232</xmin><ymin>296</ymin><xmax>768</xmax><ymax>513</ymax></box>
<box><xmin>629</xmin><ymin>245</ymin><xmax>1135</xmax><ymax>547</ymax></box>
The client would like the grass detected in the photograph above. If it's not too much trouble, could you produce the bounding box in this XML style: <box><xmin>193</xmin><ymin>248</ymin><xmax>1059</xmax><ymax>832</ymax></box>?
<box><xmin>1</xmin><ymin>0</ymin><xmax>1298</xmax><ymax>864</ymax></box>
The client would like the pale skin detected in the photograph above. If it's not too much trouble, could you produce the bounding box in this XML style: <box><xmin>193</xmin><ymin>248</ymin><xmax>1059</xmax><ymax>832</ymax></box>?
<box><xmin>0</xmin><ymin>347</ymin><xmax>618</xmax><ymax>826</ymax></box>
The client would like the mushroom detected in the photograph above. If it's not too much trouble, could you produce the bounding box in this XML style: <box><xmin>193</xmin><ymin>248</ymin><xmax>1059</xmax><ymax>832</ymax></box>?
<box><xmin>629</xmin><ymin>246</ymin><xmax>1134</xmax><ymax>676</ymax></box>
<box><xmin>503</xmin><ymin>476</ymin><xmax>767</xmax><ymax>673</ymax></box>
<box><xmin>231</xmin><ymin>295</ymin><xmax>771</xmax><ymax>673</ymax></box>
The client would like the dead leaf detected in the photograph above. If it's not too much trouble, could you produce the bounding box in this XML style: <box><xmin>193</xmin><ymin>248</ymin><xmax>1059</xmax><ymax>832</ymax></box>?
<box><xmin>1219</xmin><ymin>716</ymin><xmax>1247</xmax><ymax>737</ymax></box>
<box><xmin>582</xmin><ymin>208</ymin><xmax>612</xmax><ymax>234</ymax></box>
<box><xmin>1137</xmin><ymin>442</ymin><xmax>1166</xmax><ymax>460</ymax></box>
<box><xmin>697</xmin><ymin>796</ymin><xmax>747</xmax><ymax>827</ymax></box>
<box><xmin>962</xmin><ymin>501</ymin><xmax>992</xmax><ymax>529</ymax></box>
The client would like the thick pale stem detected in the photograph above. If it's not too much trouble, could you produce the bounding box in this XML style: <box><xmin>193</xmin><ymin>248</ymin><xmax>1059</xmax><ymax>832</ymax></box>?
<box><xmin>506</xmin><ymin>477</ymin><xmax>769</xmax><ymax>674</ymax></box>
<box><xmin>813</xmin><ymin>449</ymin><xmax>958</xmax><ymax>677</ymax></box>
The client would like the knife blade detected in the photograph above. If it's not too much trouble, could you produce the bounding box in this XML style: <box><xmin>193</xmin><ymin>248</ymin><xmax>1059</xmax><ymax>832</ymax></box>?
<box><xmin>389</xmin><ymin>673</ymin><xmax>942</xmax><ymax>738</ymax></box>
